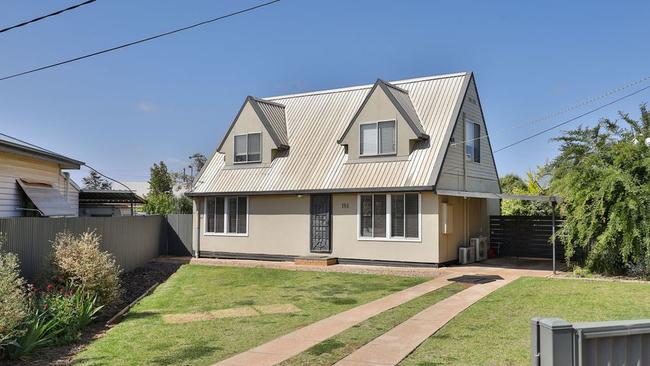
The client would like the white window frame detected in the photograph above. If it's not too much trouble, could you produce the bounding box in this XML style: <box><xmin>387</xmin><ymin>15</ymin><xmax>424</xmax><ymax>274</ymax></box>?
<box><xmin>359</xmin><ymin>120</ymin><xmax>396</xmax><ymax>157</ymax></box>
<box><xmin>203</xmin><ymin>196</ymin><xmax>249</xmax><ymax>236</ymax></box>
<box><xmin>356</xmin><ymin>193</ymin><xmax>421</xmax><ymax>242</ymax></box>
<box><xmin>234</xmin><ymin>132</ymin><xmax>262</xmax><ymax>164</ymax></box>
<box><xmin>465</xmin><ymin>121</ymin><xmax>480</xmax><ymax>163</ymax></box>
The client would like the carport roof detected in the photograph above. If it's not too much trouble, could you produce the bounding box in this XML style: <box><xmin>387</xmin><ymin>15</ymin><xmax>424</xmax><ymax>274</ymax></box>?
<box><xmin>435</xmin><ymin>189</ymin><xmax>560</xmax><ymax>203</ymax></box>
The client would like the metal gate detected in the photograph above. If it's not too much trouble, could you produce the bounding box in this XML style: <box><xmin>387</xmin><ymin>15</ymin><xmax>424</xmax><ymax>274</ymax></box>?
<box><xmin>490</xmin><ymin>215</ymin><xmax>564</xmax><ymax>259</ymax></box>
<box><xmin>310</xmin><ymin>194</ymin><xmax>331</xmax><ymax>253</ymax></box>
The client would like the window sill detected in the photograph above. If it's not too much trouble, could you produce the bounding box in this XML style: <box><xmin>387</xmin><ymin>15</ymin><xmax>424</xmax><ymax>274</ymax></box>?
<box><xmin>357</xmin><ymin>236</ymin><xmax>421</xmax><ymax>243</ymax></box>
<box><xmin>204</xmin><ymin>232</ymin><xmax>249</xmax><ymax>237</ymax></box>
<box><xmin>346</xmin><ymin>155</ymin><xmax>409</xmax><ymax>164</ymax></box>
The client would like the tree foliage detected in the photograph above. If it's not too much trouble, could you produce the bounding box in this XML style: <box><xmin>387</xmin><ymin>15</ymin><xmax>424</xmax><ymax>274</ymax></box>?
<box><xmin>550</xmin><ymin>105</ymin><xmax>650</xmax><ymax>276</ymax></box>
<box><xmin>81</xmin><ymin>170</ymin><xmax>112</xmax><ymax>190</ymax></box>
<box><xmin>172</xmin><ymin>153</ymin><xmax>207</xmax><ymax>191</ymax></box>
<box><xmin>0</xmin><ymin>234</ymin><xmax>28</xmax><ymax>354</ymax></box>
<box><xmin>148</xmin><ymin>161</ymin><xmax>173</xmax><ymax>195</ymax></box>
<box><xmin>500</xmin><ymin>167</ymin><xmax>553</xmax><ymax>216</ymax></box>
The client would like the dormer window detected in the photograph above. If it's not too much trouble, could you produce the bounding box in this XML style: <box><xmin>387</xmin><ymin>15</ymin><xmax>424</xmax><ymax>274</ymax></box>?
<box><xmin>360</xmin><ymin>121</ymin><xmax>396</xmax><ymax>156</ymax></box>
<box><xmin>234</xmin><ymin>133</ymin><xmax>261</xmax><ymax>163</ymax></box>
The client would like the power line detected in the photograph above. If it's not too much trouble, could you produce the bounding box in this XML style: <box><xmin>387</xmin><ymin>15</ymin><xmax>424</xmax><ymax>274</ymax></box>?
<box><xmin>450</xmin><ymin>74</ymin><xmax>650</xmax><ymax>148</ymax></box>
<box><xmin>0</xmin><ymin>0</ymin><xmax>97</xmax><ymax>34</ymax></box>
<box><xmin>0</xmin><ymin>132</ymin><xmax>135</xmax><ymax>194</ymax></box>
<box><xmin>0</xmin><ymin>0</ymin><xmax>282</xmax><ymax>82</ymax></box>
<box><xmin>493</xmin><ymin>84</ymin><xmax>650</xmax><ymax>153</ymax></box>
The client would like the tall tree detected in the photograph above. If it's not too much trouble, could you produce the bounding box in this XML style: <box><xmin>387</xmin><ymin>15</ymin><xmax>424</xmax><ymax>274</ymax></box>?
<box><xmin>550</xmin><ymin>104</ymin><xmax>650</xmax><ymax>276</ymax></box>
<box><xmin>82</xmin><ymin>170</ymin><xmax>112</xmax><ymax>190</ymax></box>
<box><xmin>148</xmin><ymin>161</ymin><xmax>173</xmax><ymax>195</ymax></box>
<box><xmin>172</xmin><ymin>153</ymin><xmax>207</xmax><ymax>191</ymax></box>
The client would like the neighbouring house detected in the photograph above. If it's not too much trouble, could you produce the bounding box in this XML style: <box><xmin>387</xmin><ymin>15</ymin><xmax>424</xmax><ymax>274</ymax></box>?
<box><xmin>188</xmin><ymin>72</ymin><xmax>501</xmax><ymax>266</ymax></box>
<box><xmin>0</xmin><ymin>136</ymin><xmax>82</xmax><ymax>217</ymax></box>
<box><xmin>78</xmin><ymin>190</ymin><xmax>145</xmax><ymax>217</ymax></box>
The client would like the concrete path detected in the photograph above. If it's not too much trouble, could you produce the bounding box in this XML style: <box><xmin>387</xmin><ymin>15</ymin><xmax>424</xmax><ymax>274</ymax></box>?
<box><xmin>333</xmin><ymin>275</ymin><xmax>517</xmax><ymax>366</ymax></box>
<box><xmin>213</xmin><ymin>274</ymin><xmax>456</xmax><ymax>366</ymax></box>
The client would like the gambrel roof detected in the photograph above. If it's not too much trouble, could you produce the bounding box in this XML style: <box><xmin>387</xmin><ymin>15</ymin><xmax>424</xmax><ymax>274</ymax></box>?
<box><xmin>191</xmin><ymin>72</ymin><xmax>473</xmax><ymax>195</ymax></box>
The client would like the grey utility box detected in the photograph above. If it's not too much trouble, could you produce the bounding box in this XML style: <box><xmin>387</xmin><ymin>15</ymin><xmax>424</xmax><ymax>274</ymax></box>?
<box><xmin>532</xmin><ymin>317</ymin><xmax>650</xmax><ymax>366</ymax></box>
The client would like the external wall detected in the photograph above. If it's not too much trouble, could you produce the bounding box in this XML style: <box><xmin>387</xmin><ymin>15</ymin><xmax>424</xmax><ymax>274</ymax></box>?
<box><xmin>437</xmin><ymin>77</ymin><xmax>500</xmax><ymax>193</ymax></box>
<box><xmin>196</xmin><ymin>191</ymin><xmax>440</xmax><ymax>264</ymax></box>
<box><xmin>0</xmin><ymin>152</ymin><xmax>77</xmax><ymax>217</ymax></box>
<box><xmin>437</xmin><ymin>195</ymin><xmax>489</xmax><ymax>263</ymax></box>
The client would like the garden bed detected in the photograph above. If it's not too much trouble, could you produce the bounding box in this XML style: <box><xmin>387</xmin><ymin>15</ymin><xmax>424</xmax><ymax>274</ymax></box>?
<box><xmin>6</xmin><ymin>261</ymin><xmax>183</xmax><ymax>366</ymax></box>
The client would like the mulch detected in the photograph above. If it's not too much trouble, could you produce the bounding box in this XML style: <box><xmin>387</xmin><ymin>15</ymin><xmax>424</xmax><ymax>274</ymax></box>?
<box><xmin>6</xmin><ymin>261</ymin><xmax>184</xmax><ymax>366</ymax></box>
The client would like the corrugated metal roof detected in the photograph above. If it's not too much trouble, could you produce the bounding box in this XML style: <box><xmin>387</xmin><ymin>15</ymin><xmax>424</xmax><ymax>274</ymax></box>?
<box><xmin>0</xmin><ymin>136</ymin><xmax>83</xmax><ymax>169</ymax></box>
<box><xmin>17</xmin><ymin>179</ymin><xmax>77</xmax><ymax>216</ymax></box>
<box><xmin>252</xmin><ymin>98</ymin><xmax>288</xmax><ymax>147</ymax></box>
<box><xmin>381</xmin><ymin>80</ymin><xmax>427</xmax><ymax>138</ymax></box>
<box><xmin>192</xmin><ymin>72</ymin><xmax>471</xmax><ymax>194</ymax></box>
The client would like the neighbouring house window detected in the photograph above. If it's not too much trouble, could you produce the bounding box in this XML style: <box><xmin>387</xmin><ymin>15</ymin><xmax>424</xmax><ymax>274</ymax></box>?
<box><xmin>359</xmin><ymin>193</ymin><xmax>419</xmax><ymax>240</ymax></box>
<box><xmin>360</xmin><ymin>121</ymin><xmax>396</xmax><ymax>156</ymax></box>
<box><xmin>205</xmin><ymin>196</ymin><xmax>247</xmax><ymax>234</ymax></box>
<box><xmin>234</xmin><ymin>133</ymin><xmax>262</xmax><ymax>163</ymax></box>
<box><xmin>465</xmin><ymin>121</ymin><xmax>481</xmax><ymax>163</ymax></box>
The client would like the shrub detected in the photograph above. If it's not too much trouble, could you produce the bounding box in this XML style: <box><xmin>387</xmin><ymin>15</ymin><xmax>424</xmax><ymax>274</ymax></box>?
<box><xmin>51</xmin><ymin>231</ymin><xmax>121</xmax><ymax>306</ymax></box>
<box><xmin>0</xmin><ymin>233</ymin><xmax>28</xmax><ymax>356</ymax></box>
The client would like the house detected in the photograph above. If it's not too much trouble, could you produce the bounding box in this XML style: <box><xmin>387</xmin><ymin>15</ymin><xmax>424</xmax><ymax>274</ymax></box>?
<box><xmin>188</xmin><ymin>72</ymin><xmax>501</xmax><ymax>266</ymax></box>
<box><xmin>0</xmin><ymin>136</ymin><xmax>82</xmax><ymax>217</ymax></box>
<box><xmin>78</xmin><ymin>190</ymin><xmax>145</xmax><ymax>217</ymax></box>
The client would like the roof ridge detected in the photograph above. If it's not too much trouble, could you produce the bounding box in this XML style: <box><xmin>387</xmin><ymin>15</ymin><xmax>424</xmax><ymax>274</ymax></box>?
<box><xmin>247</xmin><ymin>96</ymin><xmax>286</xmax><ymax>108</ymax></box>
<box><xmin>378</xmin><ymin>79</ymin><xmax>408</xmax><ymax>94</ymax></box>
<box><xmin>266</xmin><ymin>71</ymin><xmax>470</xmax><ymax>100</ymax></box>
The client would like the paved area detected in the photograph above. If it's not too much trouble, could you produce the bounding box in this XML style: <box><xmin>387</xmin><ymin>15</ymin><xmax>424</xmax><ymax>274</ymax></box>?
<box><xmin>212</xmin><ymin>274</ymin><xmax>457</xmax><ymax>366</ymax></box>
<box><xmin>206</xmin><ymin>258</ymin><xmax>555</xmax><ymax>366</ymax></box>
<box><xmin>333</xmin><ymin>276</ymin><xmax>516</xmax><ymax>366</ymax></box>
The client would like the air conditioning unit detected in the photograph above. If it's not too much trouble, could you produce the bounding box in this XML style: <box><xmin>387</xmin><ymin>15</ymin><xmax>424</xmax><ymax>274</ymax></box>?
<box><xmin>471</xmin><ymin>237</ymin><xmax>489</xmax><ymax>262</ymax></box>
<box><xmin>458</xmin><ymin>246</ymin><xmax>475</xmax><ymax>265</ymax></box>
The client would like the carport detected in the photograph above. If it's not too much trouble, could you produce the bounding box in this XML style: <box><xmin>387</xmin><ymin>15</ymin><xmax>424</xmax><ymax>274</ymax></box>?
<box><xmin>436</xmin><ymin>189</ymin><xmax>561</xmax><ymax>274</ymax></box>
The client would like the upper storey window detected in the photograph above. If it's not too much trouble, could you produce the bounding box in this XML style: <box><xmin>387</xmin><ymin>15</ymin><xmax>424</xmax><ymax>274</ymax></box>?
<box><xmin>360</xmin><ymin>121</ymin><xmax>396</xmax><ymax>156</ymax></box>
<box><xmin>234</xmin><ymin>133</ymin><xmax>261</xmax><ymax>163</ymax></box>
<box><xmin>465</xmin><ymin>121</ymin><xmax>481</xmax><ymax>163</ymax></box>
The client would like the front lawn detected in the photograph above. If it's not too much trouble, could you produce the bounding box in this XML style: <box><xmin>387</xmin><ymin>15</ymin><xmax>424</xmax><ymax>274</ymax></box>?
<box><xmin>74</xmin><ymin>264</ymin><xmax>427</xmax><ymax>366</ymax></box>
<box><xmin>400</xmin><ymin>277</ymin><xmax>650</xmax><ymax>366</ymax></box>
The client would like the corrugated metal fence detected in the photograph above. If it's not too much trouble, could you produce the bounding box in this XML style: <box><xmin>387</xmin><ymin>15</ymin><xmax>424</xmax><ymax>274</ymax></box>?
<box><xmin>165</xmin><ymin>214</ymin><xmax>193</xmax><ymax>256</ymax></box>
<box><xmin>490</xmin><ymin>215</ymin><xmax>564</xmax><ymax>259</ymax></box>
<box><xmin>0</xmin><ymin>214</ymin><xmax>192</xmax><ymax>280</ymax></box>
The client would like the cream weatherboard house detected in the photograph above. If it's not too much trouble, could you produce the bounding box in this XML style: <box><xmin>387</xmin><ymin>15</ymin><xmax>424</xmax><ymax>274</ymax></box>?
<box><xmin>188</xmin><ymin>72</ymin><xmax>501</xmax><ymax>266</ymax></box>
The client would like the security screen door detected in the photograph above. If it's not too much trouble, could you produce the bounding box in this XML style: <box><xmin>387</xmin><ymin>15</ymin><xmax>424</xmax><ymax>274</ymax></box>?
<box><xmin>310</xmin><ymin>194</ymin><xmax>331</xmax><ymax>253</ymax></box>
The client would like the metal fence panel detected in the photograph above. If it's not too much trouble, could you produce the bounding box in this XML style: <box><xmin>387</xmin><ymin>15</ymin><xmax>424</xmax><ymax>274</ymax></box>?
<box><xmin>0</xmin><ymin>215</ymin><xmax>168</xmax><ymax>280</ymax></box>
<box><xmin>165</xmin><ymin>214</ymin><xmax>193</xmax><ymax>256</ymax></box>
<box><xmin>490</xmin><ymin>216</ymin><xmax>564</xmax><ymax>259</ymax></box>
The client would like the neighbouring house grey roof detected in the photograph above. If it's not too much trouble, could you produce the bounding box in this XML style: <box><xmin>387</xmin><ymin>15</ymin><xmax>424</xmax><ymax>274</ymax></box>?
<box><xmin>79</xmin><ymin>190</ymin><xmax>146</xmax><ymax>204</ymax></box>
<box><xmin>192</xmin><ymin>72</ymin><xmax>472</xmax><ymax>195</ymax></box>
<box><xmin>0</xmin><ymin>135</ymin><xmax>83</xmax><ymax>169</ymax></box>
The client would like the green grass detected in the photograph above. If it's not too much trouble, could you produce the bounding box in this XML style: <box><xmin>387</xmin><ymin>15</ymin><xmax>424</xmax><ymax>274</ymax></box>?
<box><xmin>74</xmin><ymin>264</ymin><xmax>427</xmax><ymax>366</ymax></box>
<box><xmin>279</xmin><ymin>283</ymin><xmax>465</xmax><ymax>366</ymax></box>
<box><xmin>400</xmin><ymin>277</ymin><xmax>650</xmax><ymax>366</ymax></box>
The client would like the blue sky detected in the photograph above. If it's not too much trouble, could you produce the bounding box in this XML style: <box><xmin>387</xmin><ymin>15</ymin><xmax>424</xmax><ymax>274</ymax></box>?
<box><xmin>2</xmin><ymin>0</ymin><xmax>649</xmax><ymax>184</ymax></box>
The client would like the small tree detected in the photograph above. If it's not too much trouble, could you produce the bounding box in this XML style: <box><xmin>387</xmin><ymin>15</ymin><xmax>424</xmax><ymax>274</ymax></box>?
<box><xmin>148</xmin><ymin>161</ymin><xmax>173</xmax><ymax>195</ymax></box>
<box><xmin>550</xmin><ymin>104</ymin><xmax>650</xmax><ymax>276</ymax></box>
<box><xmin>500</xmin><ymin>167</ymin><xmax>554</xmax><ymax>216</ymax></box>
<box><xmin>172</xmin><ymin>153</ymin><xmax>207</xmax><ymax>191</ymax></box>
<box><xmin>82</xmin><ymin>170</ymin><xmax>112</xmax><ymax>190</ymax></box>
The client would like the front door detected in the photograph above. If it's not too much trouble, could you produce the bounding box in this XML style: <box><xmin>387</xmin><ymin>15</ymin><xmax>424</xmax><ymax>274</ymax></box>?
<box><xmin>310</xmin><ymin>194</ymin><xmax>331</xmax><ymax>253</ymax></box>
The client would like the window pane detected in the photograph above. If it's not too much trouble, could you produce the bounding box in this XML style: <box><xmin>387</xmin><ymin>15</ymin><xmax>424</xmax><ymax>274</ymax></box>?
<box><xmin>234</xmin><ymin>135</ymin><xmax>247</xmax><ymax>162</ymax></box>
<box><xmin>360</xmin><ymin>124</ymin><xmax>377</xmax><ymax>156</ymax></box>
<box><xmin>215</xmin><ymin>197</ymin><xmax>225</xmax><ymax>233</ymax></box>
<box><xmin>228</xmin><ymin>197</ymin><xmax>238</xmax><ymax>233</ymax></box>
<box><xmin>473</xmin><ymin>123</ymin><xmax>481</xmax><ymax>163</ymax></box>
<box><xmin>391</xmin><ymin>194</ymin><xmax>404</xmax><ymax>237</ymax></box>
<box><xmin>465</xmin><ymin>122</ymin><xmax>475</xmax><ymax>161</ymax></box>
<box><xmin>373</xmin><ymin>195</ymin><xmax>386</xmax><ymax>237</ymax></box>
<box><xmin>360</xmin><ymin>195</ymin><xmax>373</xmax><ymax>237</ymax></box>
<box><xmin>247</xmin><ymin>133</ymin><xmax>261</xmax><ymax>162</ymax></box>
<box><xmin>206</xmin><ymin>198</ymin><xmax>216</xmax><ymax>232</ymax></box>
<box><xmin>237</xmin><ymin>197</ymin><xmax>247</xmax><ymax>233</ymax></box>
<box><xmin>405</xmin><ymin>194</ymin><xmax>419</xmax><ymax>238</ymax></box>
<box><xmin>378</xmin><ymin>121</ymin><xmax>395</xmax><ymax>154</ymax></box>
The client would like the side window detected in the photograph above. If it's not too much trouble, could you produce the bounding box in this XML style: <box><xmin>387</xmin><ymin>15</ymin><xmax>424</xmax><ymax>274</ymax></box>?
<box><xmin>465</xmin><ymin>121</ymin><xmax>480</xmax><ymax>163</ymax></box>
<box><xmin>234</xmin><ymin>133</ymin><xmax>262</xmax><ymax>163</ymax></box>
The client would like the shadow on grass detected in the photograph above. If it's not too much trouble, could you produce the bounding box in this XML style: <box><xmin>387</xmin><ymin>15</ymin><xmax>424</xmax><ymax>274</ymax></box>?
<box><xmin>151</xmin><ymin>344</ymin><xmax>222</xmax><ymax>366</ymax></box>
<box><xmin>308</xmin><ymin>339</ymin><xmax>345</xmax><ymax>356</ymax></box>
